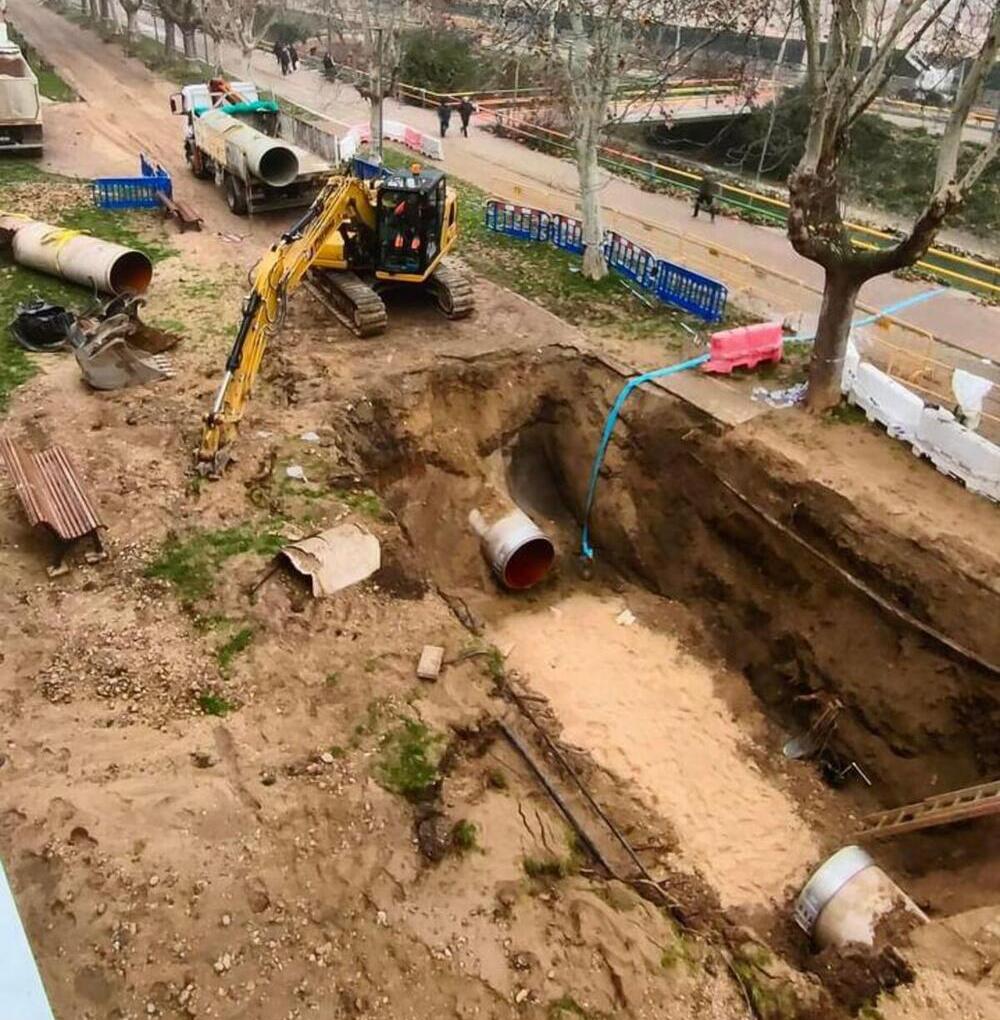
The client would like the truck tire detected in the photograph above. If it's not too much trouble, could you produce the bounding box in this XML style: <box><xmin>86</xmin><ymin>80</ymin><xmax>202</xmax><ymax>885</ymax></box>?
<box><xmin>224</xmin><ymin>173</ymin><xmax>248</xmax><ymax>216</ymax></box>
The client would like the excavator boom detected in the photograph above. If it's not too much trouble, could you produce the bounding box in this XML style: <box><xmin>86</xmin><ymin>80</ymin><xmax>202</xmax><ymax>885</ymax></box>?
<box><xmin>196</xmin><ymin>161</ymin><xmax>474</xmax><ymax>476</ymax></box>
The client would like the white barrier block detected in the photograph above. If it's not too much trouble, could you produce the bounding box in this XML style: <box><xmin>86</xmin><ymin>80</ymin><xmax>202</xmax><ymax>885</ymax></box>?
<box><xmin>848</xmin><ymin>362</ymin><xmax>924</xmax><ymax>440</ymax></box>
<box><xmin>913</xmin><ymin>407</ymin><xmax>1000</xmax><ymax>502</ymax></box>
<box><xmin>841</xmin><ymin>337</ymin><xmax>861</xmax><ymax>395</ymax></box>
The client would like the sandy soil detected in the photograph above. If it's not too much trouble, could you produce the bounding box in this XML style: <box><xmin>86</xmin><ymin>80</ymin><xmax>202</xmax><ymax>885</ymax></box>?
<box><xmin>1</xmin><ymin>6</ymin><xmax>998</xmax><ymax>1020</ymax></box>
<box><xmin>492</xmin><ymin>593</ymin><xmax>821</xmax><ymax>910</ymax></box>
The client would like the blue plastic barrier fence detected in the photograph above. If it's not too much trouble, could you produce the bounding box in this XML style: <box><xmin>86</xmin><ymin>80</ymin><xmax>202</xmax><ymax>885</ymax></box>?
<box><xmin>484</xmin><ymin>200</ymin><xmax>551</xmax><ymax>242</ymax></box>
<box><xmin>352</xmin><ymin>156</ymin><xmax>389</xmax><ymax>181</ymax></box>
<box><xmin>550</xmin><ymin>213</ymin><xmax>585</xmax><ymax>254</ymax></box>
<box><xmin>483</xmin><ymin>198</ymin><xmax>728</xmax><ymax>323</ymax></box>
<box><xmin>92</xmin><ymin>154</ymin><xmax>172</xmax><ymax>210</ymax></box>
<box><xmin>655</xmin><ymin>260</ymin><xmax>727</xmax><ymax>322</ymax></box>
<box><xmin>602</xmin><ymin>231</ymin><xmax>660</xmax><ymax>293</ymax></box>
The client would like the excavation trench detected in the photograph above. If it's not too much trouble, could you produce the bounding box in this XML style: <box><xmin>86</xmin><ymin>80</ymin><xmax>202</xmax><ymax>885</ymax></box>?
<box><xmin>338</xmin><ymin>345</ymin><xmax>999</xmax><ymax>915</ymax></box>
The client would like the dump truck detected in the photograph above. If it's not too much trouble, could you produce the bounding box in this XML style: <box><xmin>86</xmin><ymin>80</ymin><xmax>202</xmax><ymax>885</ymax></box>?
<box><xmin>169</xmin><ymin>79</ymin><xmax>333</xmax><ymax>215</ymax></box>
<box><xmin>0</xmin><ymin>23</ymin><xmax>42</xmax><ymax>155</ymax></box>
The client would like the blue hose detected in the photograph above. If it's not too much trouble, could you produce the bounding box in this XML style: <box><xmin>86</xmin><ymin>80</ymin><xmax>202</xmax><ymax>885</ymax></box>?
<box><xmin>580</xmin><ymin>353</ymin><xmax>710</xmax><ymax>559</ymax></box>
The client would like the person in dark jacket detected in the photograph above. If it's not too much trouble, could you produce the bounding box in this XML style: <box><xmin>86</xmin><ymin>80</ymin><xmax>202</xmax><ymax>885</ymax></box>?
<box><xmin>458</xmin><ymin>97</ymin><xmax>475</xmax><ymax>137</ymax></box>
<box><xmin>289</xmin><ymin>44</ymin><xmax>300</xmax><ymax>71</ymax></box>
<box><xmin>436</xmin><ymin>99</ymin><xmax>452</xmax><ymax>138</ymax></box>
<box><xmin>692</xmin><ymin>174</ymin><xmax>719</xmax><ymax>222</ymax></box>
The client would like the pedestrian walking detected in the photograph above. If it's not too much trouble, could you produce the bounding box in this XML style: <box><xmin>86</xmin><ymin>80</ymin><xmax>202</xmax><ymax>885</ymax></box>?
<box><xmin>322</xmin><ymin>52</ymin><xmax>335</xmax><ymax>78</ymax></box>
<box><xmin>692</xmin><ymin>174</ymin><xmax>719</xmax><ymax>222</ymax></box>
<box><xmin>436</xmin><ymin>99</ymin><xmax>452</xmax><ymax>138</ymax></box>
<box><xmin>289</xmin><ymin>44</ymin><xmax>300</xmax><ymax>71</ymax></box>
<box><xmin>274</xmin><ymin>42</ymin><xmax>285</xmax><ymax>71</ymax></box>
<box><xmin>279</xmin><ymin>47</ymin><xmax>290</xmax><ymax>76</ymax></box>
<box><xmin>458</xmin><ymin>96</ymin><xmax>475</xmax><ymax>137</ymax></box>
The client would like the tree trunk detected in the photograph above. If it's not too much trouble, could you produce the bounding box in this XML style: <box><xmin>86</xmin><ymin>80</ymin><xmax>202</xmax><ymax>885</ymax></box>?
<box><xmin>370</xmin><ymin>93</ymin><xmax>383</xmax><ymax>159</ymax></box>
<box><xmin>182</xmin><ymin>27</ymin><xmax>197</xmax><ymax>59</ymax></box>
<box><xmin>164</xmin><ymin>18</ymin><xmax>176</xmax><ymax>53</ymax></box>
<box><xmin>805</xmin><ymin>267</ymin><xmax>864</xmax><ymax>412</ymax></box>
<box><xmin>242</xmin><ymin>44</ymin><xmax>254</xmax><ymax>74</ymax></box>
<box><xmin>326</xmin><ymin>15</ymin><xmax>333</xmax><ymax>54</ymax></box>
<box><xmin>98</xmin><ymin>0</ymin><xmax>112</xmax><ymax>25</ymax></box>
<box><xmin>576</xmin><ymin>132</ymin><xmax>607</xmax><ymax>281</ymax></box>
<box><xmin>125</xmin><ymin>8</ymin><xmax>137</xmax><ymax>44</ymax></box>
<box><xmin>88</xmin><ymin>0</ymin><xmax>99</xmax><ymax>22</ymax></box>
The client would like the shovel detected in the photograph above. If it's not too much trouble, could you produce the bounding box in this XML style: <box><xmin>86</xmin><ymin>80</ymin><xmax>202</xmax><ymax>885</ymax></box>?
<box><xmin>783</xmin><ymin>700</ymin><xmax>842</xmax><ymax>760</ymax></box>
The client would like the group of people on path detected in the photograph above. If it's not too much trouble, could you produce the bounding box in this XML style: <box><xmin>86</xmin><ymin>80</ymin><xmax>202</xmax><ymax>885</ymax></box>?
<box><xmin>436</xmin><ymin>97</ymin><xmax>476</xmax><ymax>138</ymax></box>
<box><xmin>273</xmin><ymin>41</ymin><xmax>300</xmax><ymax>76</ymax></box>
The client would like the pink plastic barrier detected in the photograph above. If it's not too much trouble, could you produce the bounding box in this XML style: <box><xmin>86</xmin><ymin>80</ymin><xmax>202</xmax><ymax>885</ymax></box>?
<box><xmin>702</xmin><ymin>321</ymin><xmax>783</xmax><ymax>375</ymax></box>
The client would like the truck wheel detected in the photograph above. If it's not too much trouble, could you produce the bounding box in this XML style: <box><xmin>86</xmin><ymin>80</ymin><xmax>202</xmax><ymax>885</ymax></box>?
<box><xmin>224</xmin><ymin>174</ymin><xmax>248</xmax><ymax>216</ymax></box>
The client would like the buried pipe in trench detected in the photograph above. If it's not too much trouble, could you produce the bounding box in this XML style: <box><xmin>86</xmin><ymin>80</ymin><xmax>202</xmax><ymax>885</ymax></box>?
<box><xmin>469</xmin><ymin>505</ymin><xmax>555</xmax><ymax>590</ymax></box>
<box><xmin>580</xmin><ymin>353</ymin><xmax>709</xmax><ymax>559</ymax></box>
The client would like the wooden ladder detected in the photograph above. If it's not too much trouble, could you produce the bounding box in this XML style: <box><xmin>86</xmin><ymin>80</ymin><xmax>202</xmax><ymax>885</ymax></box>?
<box><xmin>857</xmin><ymin>779</ymin><xmax>1000</xmax><ymax>840</ymax></box>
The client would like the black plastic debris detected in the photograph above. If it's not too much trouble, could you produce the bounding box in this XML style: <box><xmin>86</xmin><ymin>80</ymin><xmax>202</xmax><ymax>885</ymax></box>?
<box><xmin>9</xmin><ymin>299</ymin><xmax>77</xmax><ymax>352</ymax></box>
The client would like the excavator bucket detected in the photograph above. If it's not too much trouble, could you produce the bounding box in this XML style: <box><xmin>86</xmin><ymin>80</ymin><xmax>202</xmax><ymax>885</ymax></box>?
<box><xmin>71</xmin><ymin>296</ymin><xmax>178</xmax><ymax>391</ymax></box>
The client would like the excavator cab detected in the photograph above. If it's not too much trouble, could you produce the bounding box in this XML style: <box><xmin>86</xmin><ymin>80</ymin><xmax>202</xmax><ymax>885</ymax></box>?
<box><xmin>375</xmin><ymin>168</ymin><xmax>447</xmax><ymax>279</ymax></box>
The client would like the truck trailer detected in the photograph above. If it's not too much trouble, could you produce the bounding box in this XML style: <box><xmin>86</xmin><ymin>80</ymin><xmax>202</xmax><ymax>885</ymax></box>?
<box><xmin>0</xmin><ymin>23</ymin><xmax>42</xmax><ymax>155</ymax></box>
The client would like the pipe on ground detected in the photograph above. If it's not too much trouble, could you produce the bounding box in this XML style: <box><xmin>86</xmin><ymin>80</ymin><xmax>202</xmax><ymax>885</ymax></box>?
<box><xmin>1</xmin><ymin>216</ymin><xmax>153</xmax><ymax>294</ymax></box>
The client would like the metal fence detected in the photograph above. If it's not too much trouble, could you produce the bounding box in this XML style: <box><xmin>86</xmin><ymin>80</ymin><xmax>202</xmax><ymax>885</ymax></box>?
<box><xmin>484</xmin><ymin>199</ymin><xmax>728</xmax><ymax>322</ymax></box>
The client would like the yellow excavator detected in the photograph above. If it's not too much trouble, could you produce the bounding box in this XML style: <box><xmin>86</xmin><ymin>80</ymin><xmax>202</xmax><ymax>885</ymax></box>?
<box><xmin>197</xmin><ymin>161</ymin><xmax>474</xmax><ymax>474</ymax></box>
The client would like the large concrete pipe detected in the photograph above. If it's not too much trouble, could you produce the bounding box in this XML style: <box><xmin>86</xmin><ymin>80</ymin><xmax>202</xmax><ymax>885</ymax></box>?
<box><xmin>196</xmin><ymin>109</ymin><xmax>300</xmax><ymax>187</ymax></box>
<box><xmin>470</xmin><ymin>505</ymin><xmax>555</xmax><ymax>590</ymax></box>
<box><xmin>5</xmin><ymin>218</ymin><xmax>152</xmax><ymax>294</ymax></box>
<box><xmin>794</xmin><ymin>846</ymin><xmax>927</xmax><ymax>948</ymax></box>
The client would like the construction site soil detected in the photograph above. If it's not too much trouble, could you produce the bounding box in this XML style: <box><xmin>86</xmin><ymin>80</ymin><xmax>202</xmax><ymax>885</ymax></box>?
<box><xmin>2</xmin><ymin>4</ymin><xmax>1000</xmax><ymax>1019</ymax></box>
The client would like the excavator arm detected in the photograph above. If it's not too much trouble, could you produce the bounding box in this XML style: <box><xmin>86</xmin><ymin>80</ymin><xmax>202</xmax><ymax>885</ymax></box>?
<box><xmin>197</xmin><ymin>174</ymin><xmax>374</xmax><ymax>475</ymax></box>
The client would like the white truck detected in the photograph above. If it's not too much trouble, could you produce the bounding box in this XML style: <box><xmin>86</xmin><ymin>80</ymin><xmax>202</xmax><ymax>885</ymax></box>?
<box><xmin>0</xmin><ymin>23</ymin><xmax>42</xmax><ymax>155</ymax></box>
<box><xmin>169</xmin><ymin>80</ymin><xmax>335</xmax><ymax>215</ymax></box>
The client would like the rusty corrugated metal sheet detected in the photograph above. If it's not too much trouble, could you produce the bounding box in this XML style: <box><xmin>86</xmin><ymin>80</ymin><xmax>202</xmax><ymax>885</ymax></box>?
<box><xmin>0</xmin><ymin>437</ymin><xmax>103</xmax><ymax>542</ymax></box>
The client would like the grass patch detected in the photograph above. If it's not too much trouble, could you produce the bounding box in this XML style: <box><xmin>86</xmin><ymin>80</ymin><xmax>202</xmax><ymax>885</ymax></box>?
<box><xmin>335</xmin><ymin>487</ymin><xmax>385</xmax><ymax>519</ymax></box>
<box><xmin>5</xmin><ymin>23</ymin><xmax>77</xmax><ymax>101</ymax></box>
<box><xmin>827</xmin><ymin>401</ymin><xmax>867</xmax><ymax>425</ymax></box>
<box><xmin>450</xmin><ymin>819</ymin><xmax>479</xmax><ymax>852</ymax></box>
<box><xmin>486</xmin><ymin>766</ymin><xmax>508</xmax><ymax>790</ymax></box>
<box><xmin>216</xmin><ymin>625</ymin><xmax>254</xmax><ymax>671</ymax></box>
<box><xmin>198</xmin><ymin>692</ymin><xmax>234</xmax><ymax>717</ymax></box>
<box><xmin>731</xmin><ymin>944</ymin><xmax>800</xmax><ymax>1020</ymax></box>
<box><xmin>145</xmin><ymin>522</ymin><xmax>285</xmax><ymax>605</ymax></box>
<box><xmin>324</xmin><ymin>671</ymin><xmax>340</xmax><ymax>686</ymax></box>
<box><xmin>523</xmin><ymin>855</ymin><xmax>571</xmax><ymax>879</ymax></box>
<box><xmin>328</xmin><ymin>744</ymin><xmax>346</xmax><ymax>758</ymax></box>
<box><xmin>375</xmin><ymin>718</ymin><xmax>443</xmax><ymax>799</ymax></box>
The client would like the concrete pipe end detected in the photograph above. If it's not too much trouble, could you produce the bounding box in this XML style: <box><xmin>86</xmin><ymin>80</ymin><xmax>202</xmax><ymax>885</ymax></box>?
<box><xmin>109</xmin><ymin>251</ymin><xmax>153</xmax><ymax>294</ymax></box>
<box><xmin>258</xmin><ymin>146</ymin><xmax>300</xmax><ymax>188</ymax></box>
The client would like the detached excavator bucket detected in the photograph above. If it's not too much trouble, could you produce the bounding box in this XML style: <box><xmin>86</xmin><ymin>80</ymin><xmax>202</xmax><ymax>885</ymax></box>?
<box><xmin>71</xmin><ymin>315</ymin><xmax>173</xmax><ymax>391</ymax></box>
<box><xmin>70</xmin><ymin>296</ymin><xmax>179</xmax><ymax>391</ymax></box>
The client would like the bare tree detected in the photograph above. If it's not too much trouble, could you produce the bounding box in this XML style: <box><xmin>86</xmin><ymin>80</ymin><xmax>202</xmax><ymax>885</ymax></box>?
<box><xmin>159</xmin><ymin>0</ymin><xmax>202</xmax><ymax>58</ymax></box>
<box><xmin>328</xmin><ymin>0</ymin><xmax>413</xmax><ymax>153</ymax></box>
<box><xmin>118</xmin><ymin>0</ymin><xmax>143</xmax><ymax>44</ymax></box>
<box><xmin>205</xmin><ymin>0</ymin><xmax>277</xmax><ymax>72</ymax></box>
<box><xmin>492</xmin><ymin>2</ymin><xmax>765</xmax><ymax>280</ymax></box>
<box><xmin>790</xmin><ymin>0</ymin><xmax>1000</xmax><ymax>410</ymax></box>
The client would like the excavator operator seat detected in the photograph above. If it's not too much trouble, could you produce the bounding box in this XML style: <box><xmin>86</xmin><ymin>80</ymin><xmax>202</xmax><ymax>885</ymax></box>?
<box><xmin>377</xmin><ymin>169</ymin><xmax>445</xmax><ymax>276</ymax></box>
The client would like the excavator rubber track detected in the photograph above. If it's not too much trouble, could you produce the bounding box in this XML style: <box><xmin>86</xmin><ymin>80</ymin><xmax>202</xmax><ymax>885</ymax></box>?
<box><xmin>306</xmin><ymin>270</ymin><xmax>388</xmax><ymax>338</ymax></box>
<box><xmin>428</xmin><ymin>261</ymin><xmax>475</xmax><ymax>319</ymax></box>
